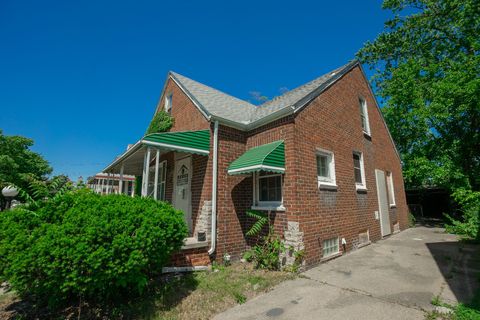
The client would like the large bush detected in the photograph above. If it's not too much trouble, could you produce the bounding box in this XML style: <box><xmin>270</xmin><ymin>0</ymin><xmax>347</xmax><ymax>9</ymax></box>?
<box><xmin>445</xmin><ymin>188</ymin><xmax>480</xmax><ymax>240</ymax></box>
<box><xmin>0</xmin><ymin>190</ymin><xmax>188</xmax><ymax>307</ymax></box>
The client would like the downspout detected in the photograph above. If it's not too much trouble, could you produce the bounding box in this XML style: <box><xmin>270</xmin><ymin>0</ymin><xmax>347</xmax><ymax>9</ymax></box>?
<box><xmin>208</xmin><ymin>120</ymin><xmax>219</xmax><ymax>255</ymax></box>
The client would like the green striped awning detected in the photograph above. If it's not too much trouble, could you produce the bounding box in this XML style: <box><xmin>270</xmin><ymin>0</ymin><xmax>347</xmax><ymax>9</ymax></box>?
<box><xmin>228</xmin><ymin>140</ymin><xmax>285</xmax><ymax>175</ymax></box>
<box><xmin>142</xmin><ymin>130</ymin><xmax>210</xmax><ymax>155</ymax></box>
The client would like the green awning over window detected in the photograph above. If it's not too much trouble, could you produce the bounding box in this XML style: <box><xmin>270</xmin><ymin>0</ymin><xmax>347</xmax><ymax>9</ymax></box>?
<box><xmin>228</xmin><ymin>140</ymin><xmax>285</xmax><ymax>175</ymax></box>
<box><xmin>143</xmin><ymin>130</ymin><xmax>210</xmax><ymax>155</ymax></box>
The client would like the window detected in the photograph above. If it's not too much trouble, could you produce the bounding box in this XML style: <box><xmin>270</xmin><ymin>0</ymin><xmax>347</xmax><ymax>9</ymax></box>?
<box><xmin>353</xmin><ymin>152</ymin><xmax>366</xmax><ymax>190</ymax></box>
<box><xmin>164</xmin><ymin>94</ymin><xmax>172</xmax><ymax>113</ymax></box>
<box><xmin>316</xmin><ymin>149</ymin><xmax>336</xmax><ymax>188</ymax></box>
<box><xmin>157</xmin><ymin>161</ymin><xmax>167</xmax><ymax>201</ymax></box>
<box><xmin>359</xmin><ymin>98</ymin><xmax>370</xmax><ymax>135</ymax></box>
<box><xmin>322</xmin><ymin>237</ymin><xmax>339</xmax><ymax>258</ymax></box>
<box><xmin>253</xmin><ymin>171</ymin><xmax>283</xmax><ymax>209</ymax></box>
<box><xmin>386</xmin><ymin>171</ymin><xmax>396</xmax><ymax>207</ymax></box>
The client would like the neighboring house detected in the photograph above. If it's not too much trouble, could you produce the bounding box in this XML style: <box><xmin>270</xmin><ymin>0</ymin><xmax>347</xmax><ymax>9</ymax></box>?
<box><xmin>103</xmin><ymin>60</ymin><xmax>408</xmax><ymax>268</ymax></box>
<box><xmin>87</xmin><ymin>172</ymin><xmax>136</xmax><ymax>196</ymax></box>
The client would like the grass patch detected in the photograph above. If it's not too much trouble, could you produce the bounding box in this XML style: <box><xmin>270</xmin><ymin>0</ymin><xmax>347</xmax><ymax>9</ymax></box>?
<box><xmin>154</xmin><ymin>263</ymin><xmax>295</xmax><ymax>319</ymax></box>
<box><xmin>0</xmin><ymin>263</ymin><xmax>294</xmax><ymax>320</ymax></box>
<box><xmin>427</xmin><ymin>290</ymin><xmax>480</xmax><ymax>320</ymax></box>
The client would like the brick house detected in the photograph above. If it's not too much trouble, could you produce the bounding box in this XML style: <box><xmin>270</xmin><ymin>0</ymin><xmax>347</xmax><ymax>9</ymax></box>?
<box><xmin>103</xmin><ymin>60</ymin><xmax>408</xmax><ymax>268</ymax></box>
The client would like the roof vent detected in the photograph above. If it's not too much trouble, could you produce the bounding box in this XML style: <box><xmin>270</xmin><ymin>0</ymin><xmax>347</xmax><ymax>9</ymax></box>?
<box><xmin>330</xmin><ymin>72</ymin><xmax>337</xmax><ymax>76</ymax></box>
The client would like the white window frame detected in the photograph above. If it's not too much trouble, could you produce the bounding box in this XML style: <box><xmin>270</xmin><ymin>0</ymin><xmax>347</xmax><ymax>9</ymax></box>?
<box><xmin>164</xmin><ymin>93</ymin><xmax>172</xmax><ymax>113</ymax></box>
<box><xmin>353</xmin><ymin>151</ymin><xmax>367</xmax><ymax>191</ymax></box>
<box><xmin>359</xmin><ymin>97</ymin><xmax>371</xmax><ymax>136</ymax></box>
<box><xmin>252</xmin><ymin>172</ymin><xmax>285</xmax><ymax>211</ymax></box>
<box><xmin>322</xmin><ymin>237</ymin><xmax>340</xmax><ymax>258</ymax></box>
<box><xmin>386</xmin><ymin>171</ymin><xmax>396</xmax><ymax>207</ymax></box>
<box><xmin>316</xmin><ymin>148</ymin><xmax>337</xmax><ymax>189</ymax></box>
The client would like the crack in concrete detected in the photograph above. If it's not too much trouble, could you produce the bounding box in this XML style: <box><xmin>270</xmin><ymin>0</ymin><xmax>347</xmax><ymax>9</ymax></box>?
<box><xmin>301</xmin><ymin>274</ymin><xmax>427</xmax><ymax>312</ymax></box>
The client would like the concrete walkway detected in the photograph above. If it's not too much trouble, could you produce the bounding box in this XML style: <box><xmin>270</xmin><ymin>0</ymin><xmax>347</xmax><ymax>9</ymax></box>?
<box><xmin>215</xmin><ymin>227</ymin><xmax>479</xmax><ymax>320</ymax></box>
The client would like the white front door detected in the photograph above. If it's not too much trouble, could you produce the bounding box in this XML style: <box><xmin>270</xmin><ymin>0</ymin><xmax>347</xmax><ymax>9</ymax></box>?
<box><xmin>173</xmin><ymin>156</ymin><xmax>192</xmax><ymax>232</ymax></box>
<box><xmin>375</xmin><ymin>169</ymin><xmax>391</xmax><ymax>236</ymax></box>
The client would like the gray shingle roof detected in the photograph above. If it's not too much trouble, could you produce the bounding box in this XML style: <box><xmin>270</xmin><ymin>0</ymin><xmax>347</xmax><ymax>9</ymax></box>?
<box><xmin>170</xmin><ymin>72</ymin><xmax>257</xmax><ymax>124</ymax></box>
<box><xmin>169</xmin><ymin>60</ymin><xmax>358</xmax><ymax>127</ymax></box>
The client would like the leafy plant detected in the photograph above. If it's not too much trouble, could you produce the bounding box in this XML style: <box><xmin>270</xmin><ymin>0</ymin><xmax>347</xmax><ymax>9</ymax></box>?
<box><xmin>233</xmin><ymin>292</ymin><xmax>246</xmax><ymax>304</ymax></box>
<box><xmin>244</xmin><ymin>210</ymin><xmax>284</xmax><ymax>270</ymax></box>
<box><xmin>146</xmin><ymin>111</ymin><xmax>174</xmax><ymax>134</ymax></box>
<box><xmin>0</xmin><ymin>190</ymin><xmax>188</xmax><ymax>308</ymax></box>
<box><xmin>445</xmin><ymin>188</ymin><xmax>480</xmax><ymax>240</ymax></box>
<box><xmin>246</xmin><ymin>210</ymin><xmax>268</xmax><ymax>237</ymax></box>
<box><xmin>14</xmin><ymin>174</ymin><xmax>73</xmax><ymax>209</ymax></box>
<box><xmin>408</xmin><ymin>210</ymin><xmax>416</xmax><ymax>227</ymax></box>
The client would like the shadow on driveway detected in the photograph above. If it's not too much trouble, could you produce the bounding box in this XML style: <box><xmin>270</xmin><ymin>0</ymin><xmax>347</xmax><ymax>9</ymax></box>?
<box><xmin>425</xmin><ymin>239</ymin><xmax>480</xmax><ymax>308</ymax></box>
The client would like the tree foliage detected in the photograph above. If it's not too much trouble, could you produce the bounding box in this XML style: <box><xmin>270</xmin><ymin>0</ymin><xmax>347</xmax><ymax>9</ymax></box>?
<box><xmin>0</xmin><ymin>130</ymin><xmax>53</xmax><ymax>209</ymax></box>
<box><xmin>357</xmin><ymin>0</ymin><xmax>480</xmax><ymax>191</ymax></box>
<box><xmin>146</xmin><ymin>111</ymin><xmax>174</xmax><ymax>135</ymax></box>
<box><xmin>0</xmin><ymin>130</ymin><xmax>52</xmax><ymax>187</ymax></box>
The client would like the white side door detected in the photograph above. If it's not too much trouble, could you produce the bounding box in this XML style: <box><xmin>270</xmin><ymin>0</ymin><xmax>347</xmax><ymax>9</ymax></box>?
<box><xmin>375</xmin><ymin>169</ymin><xmax>391</xmax><ymax>236</ymax></box>
<box><xmin>173</xmin><ymin>156</ymin><xmax>192</xmax><ymax>233</ymax></box>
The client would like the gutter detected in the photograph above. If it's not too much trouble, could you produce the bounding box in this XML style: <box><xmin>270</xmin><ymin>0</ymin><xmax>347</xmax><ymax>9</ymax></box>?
<box><xmin>208</xmin><ymin>120</ymin><xmax>219</xmax><ymax>255</ymax></box>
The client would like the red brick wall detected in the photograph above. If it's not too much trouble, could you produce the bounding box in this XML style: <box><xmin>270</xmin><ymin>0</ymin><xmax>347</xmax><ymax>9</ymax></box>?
<box><xmin>170</xmin><ymin>247</ymin><xmax>210</xmax><ymax>267</ymax></box>
<box><xmin>290</xmin><ymin>65</ymin><xmax>408</xmax><ymax>265</ymax></box>
<box><xmin>215</xmin><ymin>125</ymin><xmax>249</xmax><ymax>259</ymax></box>
<box><xmin>212</xmin><ymin>65</ymin><xmax>407</xmax><ymax>267</ymax></box>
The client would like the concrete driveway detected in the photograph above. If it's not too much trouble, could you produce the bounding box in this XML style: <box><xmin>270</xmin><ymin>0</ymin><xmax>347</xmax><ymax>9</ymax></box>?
<box><xmin>215</xmin><ymin>226</ymin><xmax>479</xmax><ymax>320</ymax></box>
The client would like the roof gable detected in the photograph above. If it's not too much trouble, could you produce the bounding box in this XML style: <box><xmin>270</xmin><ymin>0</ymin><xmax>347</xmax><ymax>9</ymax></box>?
<box><xmin>164</xmin><ymin>60</ymin><xmax>359</xmax><ymax>129</ymax></box>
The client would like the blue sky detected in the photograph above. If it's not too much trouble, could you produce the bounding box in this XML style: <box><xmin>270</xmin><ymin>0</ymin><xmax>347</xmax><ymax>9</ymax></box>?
<box><xmin>0</xmin><ymin>0</ymin><xmax>391</xmax><ymax>180</ymax></box>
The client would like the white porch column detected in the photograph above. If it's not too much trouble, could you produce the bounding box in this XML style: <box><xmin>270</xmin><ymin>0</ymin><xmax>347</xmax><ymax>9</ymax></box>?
<box><xmin>131</xmin><ymin>180</ymin><xmax>135</xmax><ymax>197</ymax></box>
<box><xmin>119</xmin><ymin>164</ymin><xmax>124</xmax><ymax>195</ymax></box>
<box><xmin>153</xmin><ymin>149</ymin><xmax>160</xmax><ymax>200</ymax></box>
<box><xmin>106</xmin><ymin>174</ymin><xmax>110</xmax><ymax>194</ymax></box>
<box><xmin>142</xmin><ymin>147</ymin><xmax>151</xmax><ymax>197</ymax></box>
<box><xmin>101</xmin><ymin>178</ymin><xmax>105</xmax><ymax>194</ymax></box>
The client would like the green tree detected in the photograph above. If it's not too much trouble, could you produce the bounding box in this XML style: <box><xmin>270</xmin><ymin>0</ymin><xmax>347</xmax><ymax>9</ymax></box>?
<box><xmin>0</xmin><ymin>130</ymin><xmax>52</xmax><ymax>208</ymax></box>
<box><xmin>357</xmin><ymin>0</ymin><xmax>480</xmax><ymax>191</ymax></box>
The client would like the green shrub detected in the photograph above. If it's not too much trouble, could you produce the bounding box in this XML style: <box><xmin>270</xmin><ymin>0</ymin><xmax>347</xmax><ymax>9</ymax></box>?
<box><xmin>445</xmin><ymin>188</ymin><xmax>480</xmax><ymax>240</ymax></box>
<box><xmin>0</xmin><ymin>190</ymin><xmax>188</xmax><ymax>307</ymax></box>
<box><xmin>408</xmin><ymin>210</ymin><xmax>416</xmax><ymax>227</ymax></box>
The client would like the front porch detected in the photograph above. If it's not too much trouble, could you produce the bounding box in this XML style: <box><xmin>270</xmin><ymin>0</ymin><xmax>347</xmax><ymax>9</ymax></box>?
<box><xmin>103</xmin><ymin>130</ymin><xmax>213</xmax><ymax>254</ymax></box>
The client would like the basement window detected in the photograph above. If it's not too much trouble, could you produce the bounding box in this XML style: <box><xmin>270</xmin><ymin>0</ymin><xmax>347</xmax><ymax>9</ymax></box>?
<box><xmin>322</xmin><ymin>237</ymin><xmax>340</xmax><ymax>258</ymax></box>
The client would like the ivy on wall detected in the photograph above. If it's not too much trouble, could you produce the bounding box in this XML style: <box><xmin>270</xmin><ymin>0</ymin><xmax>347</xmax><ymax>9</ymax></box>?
<box><xmin>145</xmin><ymin>111</ymin><xmax>174</xmax><ymax>135</ymax></box>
